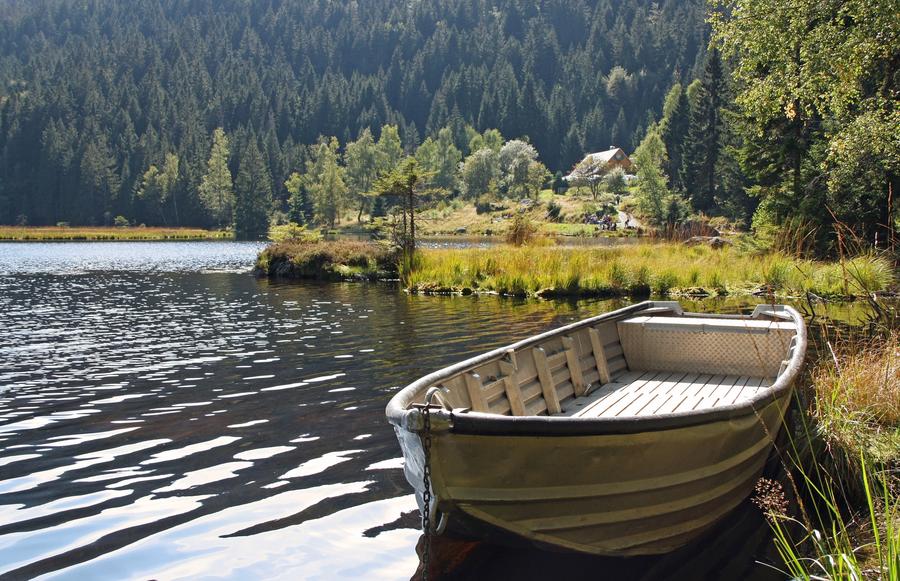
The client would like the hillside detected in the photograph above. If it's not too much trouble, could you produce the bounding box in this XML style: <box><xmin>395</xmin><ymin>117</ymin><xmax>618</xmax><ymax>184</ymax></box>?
<box><xmin>0</xmin><ymin>0</ymin><xmax>707</xmax><ymax>227</ymax></box>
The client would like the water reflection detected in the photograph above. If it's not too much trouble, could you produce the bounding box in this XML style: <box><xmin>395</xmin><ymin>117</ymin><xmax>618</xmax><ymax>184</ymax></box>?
<box><xmin>0</xmin><ymin>242</ymin><xmax>889</xmax><ymax>579</ymax></box>
<box><xmin>0</xmin><ymin>249</ymin><xmax>624</xmax><ymax>579</ymax></box>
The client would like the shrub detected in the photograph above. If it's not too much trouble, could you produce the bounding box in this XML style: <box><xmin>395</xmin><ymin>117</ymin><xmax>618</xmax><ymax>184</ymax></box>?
<box><xmin>113</xmin><ymin>215</ymin><xmax>130</xmax><ymax>227</ymax></box>
<box><xmin>545</xmin><ymin>200</ymin><xmax>563</xmax><ymax>222</ymax></box>
<box><xmin>268</xmin><ymin>222</ymin><xmax>323</xmax><ymax>243</ymax></box>
<box><xmin>505</xmin><ymin>213</ymin><xmax>538</xmax><ymax>246</ymax></box>
<box><xmin>653</xmin><ymin>270</ymin><xmax>678</xmax><ymax>295</ymax></box>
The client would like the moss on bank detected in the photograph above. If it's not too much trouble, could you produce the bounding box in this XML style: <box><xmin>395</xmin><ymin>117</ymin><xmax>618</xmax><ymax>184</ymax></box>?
<box><xmin>256</xmin><ymin>240</ymin><xmax>397</xmax><ymax>280</ymax></box>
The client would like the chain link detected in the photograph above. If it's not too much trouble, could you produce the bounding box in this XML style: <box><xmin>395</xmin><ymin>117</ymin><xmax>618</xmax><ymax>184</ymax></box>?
<box><xmin>421</xmin><ymin>402</ymin><xmax>433</xmax><ymax>581</ymax></box>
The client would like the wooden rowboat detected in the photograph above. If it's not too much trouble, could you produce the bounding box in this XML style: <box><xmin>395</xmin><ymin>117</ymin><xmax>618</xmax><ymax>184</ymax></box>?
<box><xmin>385</xmin><ymin>301</ymin><xmax>806</xmax><ymax>556</ymax></box>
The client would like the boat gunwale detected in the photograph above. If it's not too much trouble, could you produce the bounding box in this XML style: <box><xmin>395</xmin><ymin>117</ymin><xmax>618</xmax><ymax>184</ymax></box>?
<box><xmin>385</xmin><ymin>300</ymin><xmax>807</xmax><ymax>436</ymax></box>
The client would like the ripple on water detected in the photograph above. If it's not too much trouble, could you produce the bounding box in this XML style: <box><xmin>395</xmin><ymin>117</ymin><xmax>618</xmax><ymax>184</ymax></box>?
<box><xmin>3</xmin><ymin>246</ymin><xmax>728</xmax><ymax>579</ymax></box>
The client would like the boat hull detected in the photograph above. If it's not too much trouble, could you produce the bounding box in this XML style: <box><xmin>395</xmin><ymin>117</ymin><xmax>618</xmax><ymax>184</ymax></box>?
<box><xmin>397</xmin><ymin>391</ymin><xmax>791</xmax><ymax>556</ymax></box>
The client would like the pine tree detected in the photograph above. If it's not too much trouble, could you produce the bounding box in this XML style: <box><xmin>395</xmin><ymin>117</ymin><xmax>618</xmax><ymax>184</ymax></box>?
<box><xmin>284</xmin><ymin>172</ymin><xmax>308</xmax><ymax>226</ymax></box>
<box><xmin>610</xmin><ymin>108</ymin><xmax>628</xmax><ymax>150</ymax></box>
<box><xmin>681</xmin><ymin>50</ymin><xmax>726</xmax><ymax>213</ymax></box>
<box><xmin>658</xmin><ymin>83</ymin><xmax>690</xmax><ymax>192</ymax></box>
<box><xmin>233</xmin><ymin>142</ymin><xmax>272</xmax><ymax>238</ymax></box>
<box><xmin>198</xmin><ymin>128</ymin><xmax>234</xmax><ymax>228</ymax></box>
<box><xmin>79</xmin><ymin>136</ymin><xmax>120</xmax><ymax>225</ymax></box>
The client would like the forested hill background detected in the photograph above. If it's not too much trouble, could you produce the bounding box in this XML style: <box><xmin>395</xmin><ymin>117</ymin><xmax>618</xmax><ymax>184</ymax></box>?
<box><xmin>0</xmin><ymin>0</ymin><xmax>708</xmax><ymax>227</ymax></box>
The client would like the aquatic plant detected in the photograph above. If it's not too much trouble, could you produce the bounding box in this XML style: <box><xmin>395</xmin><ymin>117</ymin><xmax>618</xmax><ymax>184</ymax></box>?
<box><xmin>757</xmin><ymin>453</ymin><xmax>898</xmax><ymax>581</ymax></box>
<box><xmin>810</xmin><ymin>331</ymin><xmax>900</xmax><ymax>477</ymax></box>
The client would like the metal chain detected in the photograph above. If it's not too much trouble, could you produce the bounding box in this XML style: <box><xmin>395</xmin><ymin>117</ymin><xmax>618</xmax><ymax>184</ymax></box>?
<box><xmin>421</xmin><ymin>402</ymin><xmax>433</xmax><ymax>581</ymax></box>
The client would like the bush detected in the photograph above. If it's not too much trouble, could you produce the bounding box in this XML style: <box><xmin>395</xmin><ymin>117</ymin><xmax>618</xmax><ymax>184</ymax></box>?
<box><xmin>268</xmin><ymin>222</ymin><xmax>323</xmax><ymax>243</ymax></box>
<box><xmin>113</xmin><ymin>215</ymin><xmax>130</xmax><ymax>228</ymax></box>
<box><xmin>505</xmin><ymin>213</ymin><xmax>538</xmax><ymax>246</ymax></box>
<box><xmin>474</xmin><ymin>196</ymin><xmax>494</xmax><ymax>214</ymax></box>
<box><xmin>545</xmin><ymin>200</ymin><xmax>563</xmax><ymax>222</ymax></box>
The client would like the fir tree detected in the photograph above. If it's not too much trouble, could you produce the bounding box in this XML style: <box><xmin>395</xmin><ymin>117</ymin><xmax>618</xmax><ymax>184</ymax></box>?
<box><xmin>658</xmin><ymin>84</ymin><xmax>690</xmax><ymax>192</ymax></box>
<box><xmin>198</xmin><ymin>128</ymin><xmax>234</xmax><ymax>228</ymax></box>
<box><xmin>681</xmin><ymin>50</ymin><xmax>726</xmax><ymax>213</ymax></box>
<box><xmin>284</xmin><ymin>172</ymin><xmax>308</xmax><ymax>226</ymax></box>
<box><xmin>233</xmin><ymin>142</ymin><xmax>272</xmax><ymax>238</ymax></box>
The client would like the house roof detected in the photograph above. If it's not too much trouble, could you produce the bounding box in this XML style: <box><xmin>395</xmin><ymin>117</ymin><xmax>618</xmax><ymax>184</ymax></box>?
<box><xmin>583</xmin><ymin>148</ymin><xmax>629</xmax><ymax>165</ymax></box>
<box><xmin>564</xmin><ymin>147</ymin><xmax>632</xmax><ymax>181</ymax></box>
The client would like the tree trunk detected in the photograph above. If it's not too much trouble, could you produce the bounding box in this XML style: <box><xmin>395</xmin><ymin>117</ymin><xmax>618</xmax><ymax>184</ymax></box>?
<box><xmin>408</xmin><ymin>188</ymin><xmax>415</xmax><ymax>254</ymax></box>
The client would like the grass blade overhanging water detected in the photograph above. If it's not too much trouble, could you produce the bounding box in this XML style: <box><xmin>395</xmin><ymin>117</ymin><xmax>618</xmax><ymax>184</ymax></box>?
<box><xmin>755</xmin><ymin>324</ymin><xmax>899</xmax><ymax>581</ymax></box>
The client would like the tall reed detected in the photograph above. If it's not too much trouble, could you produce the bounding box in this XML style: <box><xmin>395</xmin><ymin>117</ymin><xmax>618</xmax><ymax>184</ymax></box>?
<box><xmin>758</xmin><ymin>326</ymin><xmax>899</xmax><ymax>580</ymax></box>
<box><xmin>406</xmin><ymin>244</ymin><xmax>894</xmax><ymax>298</ymax></box>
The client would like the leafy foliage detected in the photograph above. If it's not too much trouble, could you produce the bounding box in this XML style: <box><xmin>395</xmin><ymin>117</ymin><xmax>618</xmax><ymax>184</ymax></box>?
<box><xmin>710</xmin><ymin>0</ymin><xmax>900</xmax><ymax>248</ymax></box>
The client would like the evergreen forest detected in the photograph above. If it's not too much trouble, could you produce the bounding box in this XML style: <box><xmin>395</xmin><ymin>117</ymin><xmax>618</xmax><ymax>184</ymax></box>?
<box><xmin>0</xmin><ymin>0</ymin><xmax>707</xmax><ymax>229</ymax></box>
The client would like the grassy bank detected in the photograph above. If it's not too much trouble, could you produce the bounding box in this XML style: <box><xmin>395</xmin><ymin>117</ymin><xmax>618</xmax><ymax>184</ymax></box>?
<box><xmin>758</xmin><ymin>329</ymin><xmax>899</xmax><ymax>580</ymax></box>
<box><xmin>256</xmin><ymin>240</ymin><xmax>397</xmax><ymax>280</ymax></box>
<box><xmin>414</xmin><ymin>191</ymin><xmax>635</xmax><ymax>238</ymax></box>
<box><xmin>406</xmin><ymin>244</ymin><xmax>894</xmax><ymax>298</ymax></box>
<box><xmin>811</xmin><ymin>331</ymin><xmax>900</xmax><ymax>470</ymax></box>
<box><xmin>0</xmin><ymin>226</ymin><xmax>232</xmax><ymax>241</ymax></box>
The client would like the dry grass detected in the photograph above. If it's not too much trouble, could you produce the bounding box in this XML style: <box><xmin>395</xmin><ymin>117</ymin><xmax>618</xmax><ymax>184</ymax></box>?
<box><xmin>811</xmin><ymin>331</ymin><xmax>900</xmax><ymax>466</ymax></box>
<box><xmin>416</xmin><ymin>194</ymin><xmax>628</xmax><ymax>237</ymax></box>
<box><xmin>0</xmin><ymin>226</ymin><xmax>231</xmax><ymax>240</ymax></box>
<box><xmin>405</xmin><ymin>243</ymin><xmax>894</xmax><ymax>298</ymax></box>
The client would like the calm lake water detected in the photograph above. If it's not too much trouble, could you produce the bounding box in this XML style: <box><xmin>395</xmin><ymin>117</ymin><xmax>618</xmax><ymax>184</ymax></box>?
<box><xmin>0</xmin><ymin>242</ymin><xmax>879</xmax><ymax>580</ymax></box>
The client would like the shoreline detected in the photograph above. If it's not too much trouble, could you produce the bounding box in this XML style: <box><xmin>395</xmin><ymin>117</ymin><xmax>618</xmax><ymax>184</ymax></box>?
<box><xmin>0</xmin><ymin>226</ymin><xmax>232</xmax><ymax>241</ymax></box>
<box><xmin>256</xmin><ymin>240</ymin><xmax>896</xmax><ymax>301</ymax></box>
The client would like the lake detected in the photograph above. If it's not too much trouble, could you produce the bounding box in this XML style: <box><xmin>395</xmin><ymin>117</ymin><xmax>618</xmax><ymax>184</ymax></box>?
<box><xmin>0</xmin><ymin>241</ymin><xmax>871</xmax><ymax>580</ymax></box>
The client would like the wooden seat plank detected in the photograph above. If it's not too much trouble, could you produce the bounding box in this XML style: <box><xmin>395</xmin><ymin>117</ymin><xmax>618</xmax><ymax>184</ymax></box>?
<box><xmin>533</xmin><ymin>347</ymin><xmax>562</xmax><ymax>414</ymax></box>
<box><xmin>464</xmin><ymin>372</ymin><xmax>489</xmax><ymax>412</ymax></box>
<box><xmin>587</xmin><ymin>327</ymin><xmax>611</xmax><ymax>385</ymax></box>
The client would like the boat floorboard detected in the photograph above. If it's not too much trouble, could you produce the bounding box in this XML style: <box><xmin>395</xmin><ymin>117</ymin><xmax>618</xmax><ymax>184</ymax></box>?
<box><xmin>558</xmin><ymin>371</ymin><xmax>773</xmax><ymax>418</ymax></box>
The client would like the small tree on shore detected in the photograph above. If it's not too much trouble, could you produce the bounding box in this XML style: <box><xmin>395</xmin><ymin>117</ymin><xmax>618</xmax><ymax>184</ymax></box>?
<box><xmin>374</xmin><ymin>157</ymin><xmax>423</xmax><ymax>256</ymax></box>
<box><xmin>605</xmin><ymin>167</ymin><xmax>628</xmax><ymax>198</ymax></box>
<box><xmin>303</xmin><ymin>137</ymin><xmax>347</xmax><ymax>229</ymax></box>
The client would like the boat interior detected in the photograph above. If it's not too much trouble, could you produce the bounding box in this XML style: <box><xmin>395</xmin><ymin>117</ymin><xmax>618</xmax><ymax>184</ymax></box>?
<box><xmin>417</xmin><ymin>305</ymin><xmax>801</xmax><ymax>419</ymax></box>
